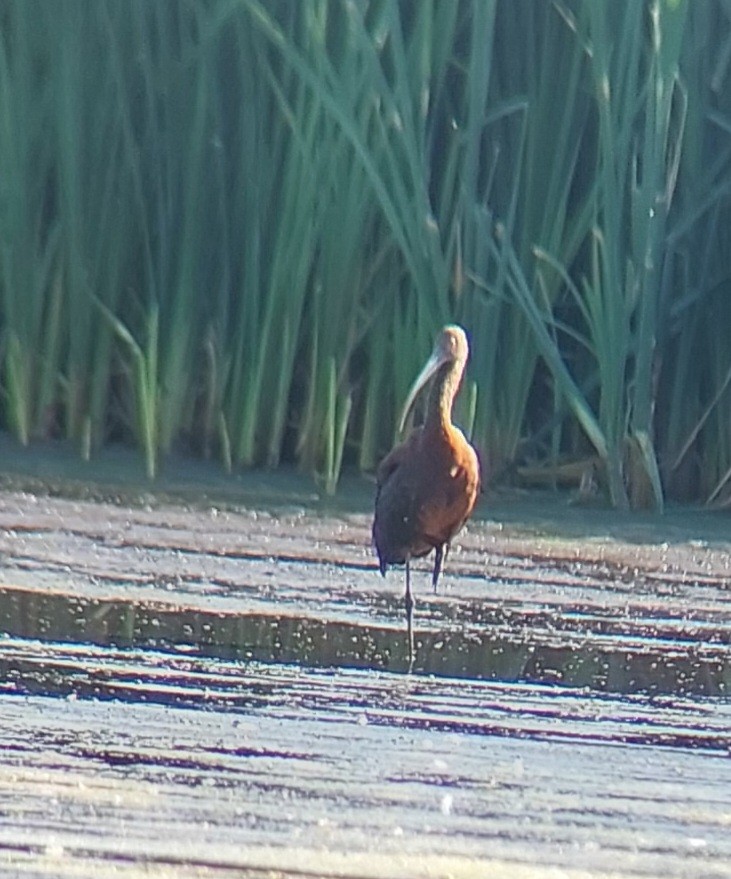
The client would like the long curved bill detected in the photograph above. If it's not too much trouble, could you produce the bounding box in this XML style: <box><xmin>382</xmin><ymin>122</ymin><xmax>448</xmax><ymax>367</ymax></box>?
<box><xmin>398</xmin><ymin>349</ymin><xmax>449</xmax><ymax>434</ymax></box>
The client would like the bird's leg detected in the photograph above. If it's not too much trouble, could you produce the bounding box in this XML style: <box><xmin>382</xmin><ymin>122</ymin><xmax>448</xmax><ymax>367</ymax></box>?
<box><xmin>404</xmin><ymin>556</ymin><xmax>414</xmax><ymax>672</ymax></box>
<box><xmin>432</xmin><ymin>542</ymin><xmax>448</xmax><ymax>593</ymax></box>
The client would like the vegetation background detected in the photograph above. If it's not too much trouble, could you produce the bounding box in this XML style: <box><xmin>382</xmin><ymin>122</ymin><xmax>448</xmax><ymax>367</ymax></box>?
<box><xmin>1</xmin><ymin>0</ymin><xmax>729</xmax><ymax>509</ymax></box>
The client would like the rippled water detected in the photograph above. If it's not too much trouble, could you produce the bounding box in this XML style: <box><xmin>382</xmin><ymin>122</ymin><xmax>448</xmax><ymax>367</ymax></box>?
<box><xmin>0</xmin><ymin>457</ymin><xmax>730</xmax><ymax>877</ymax></box>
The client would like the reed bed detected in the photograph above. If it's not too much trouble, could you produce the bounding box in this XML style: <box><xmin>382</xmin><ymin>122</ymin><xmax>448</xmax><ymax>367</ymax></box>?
<box><xmin>1</xmin><ymin>0</ymin><xmax>730</xmax><ymax>507</ymax></box>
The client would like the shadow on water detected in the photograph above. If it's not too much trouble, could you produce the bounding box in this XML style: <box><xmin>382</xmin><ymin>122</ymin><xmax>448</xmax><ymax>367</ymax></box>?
<box><xmin>0</xmin><ymin>585</ymin><xmax>728</xmax><ymax>698</ymax></box>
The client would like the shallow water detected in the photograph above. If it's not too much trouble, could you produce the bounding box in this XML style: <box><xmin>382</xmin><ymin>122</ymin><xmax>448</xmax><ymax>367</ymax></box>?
<box><xmin>2</xmin><ymin>637</ymin><xmax>731</xmax><ymax>878</ymax></box>
<box><xmin>0</xmin><ymin>447</ymin><xmax>730</xmax><ymax>876</ymax></box>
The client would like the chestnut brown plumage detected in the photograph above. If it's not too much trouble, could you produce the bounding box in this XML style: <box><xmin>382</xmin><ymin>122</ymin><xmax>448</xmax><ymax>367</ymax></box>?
<box><xmin>372</xmin><ymin>325</ymin><xmax>481</xmax><ymax>667</ymax></box>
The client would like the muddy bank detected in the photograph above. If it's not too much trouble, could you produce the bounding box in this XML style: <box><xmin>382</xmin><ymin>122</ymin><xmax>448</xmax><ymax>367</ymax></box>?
<box><xmin>0</xmin><ymin>480</ymin><xmax>729</xmax><ymax>691</ymax></box>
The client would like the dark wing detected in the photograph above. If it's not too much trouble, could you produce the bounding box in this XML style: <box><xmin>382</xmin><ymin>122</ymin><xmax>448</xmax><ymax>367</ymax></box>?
<box><xmin>372</xmin><ymin>429</ymin><xmax>432</xmax><ymax>572</ymax></box>
<box><xmin>375</xmin><ymin>428</ymin><xmax>421</xmax><ymax>491</ymax></box>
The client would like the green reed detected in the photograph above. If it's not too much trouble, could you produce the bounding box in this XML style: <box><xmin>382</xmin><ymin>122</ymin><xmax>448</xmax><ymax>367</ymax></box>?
<box><xmin>459</xmin><ymin>0</ymin><xmax>594</xmax><ymax>479</ymax></box>
<box><xmin>486</xmin><ymin>1</ymin><xmax>688</xmax><ymax>509</ymax></box>
<box><xmin>0</xmin><ymin>9</ymin><xmax>58</xmax><ymax>445</ymax></box>
<box><xmin>3</xmin><ymin>1</ymin><xmax>731</xmax><ymax>506</ymax></box>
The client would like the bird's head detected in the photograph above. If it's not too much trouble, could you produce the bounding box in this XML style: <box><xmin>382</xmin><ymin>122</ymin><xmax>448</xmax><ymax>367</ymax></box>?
<box><xmin>398</xmin><ymin>325</ymin><xmax>470</xmax><ymax>433</ymax></box>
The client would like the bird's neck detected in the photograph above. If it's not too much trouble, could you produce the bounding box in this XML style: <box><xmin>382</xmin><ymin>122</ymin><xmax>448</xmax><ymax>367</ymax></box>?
<box><xmin>425</xmin><ymin>359</ymin><xmax>464</xmax><ymax>434</ymax></box>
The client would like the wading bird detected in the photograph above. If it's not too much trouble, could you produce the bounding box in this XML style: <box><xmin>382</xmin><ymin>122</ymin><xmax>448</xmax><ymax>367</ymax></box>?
<box><xmin>373</xmin><ymin>325</ymin><xmax>481</xmax><ymax>667</ymax></box>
